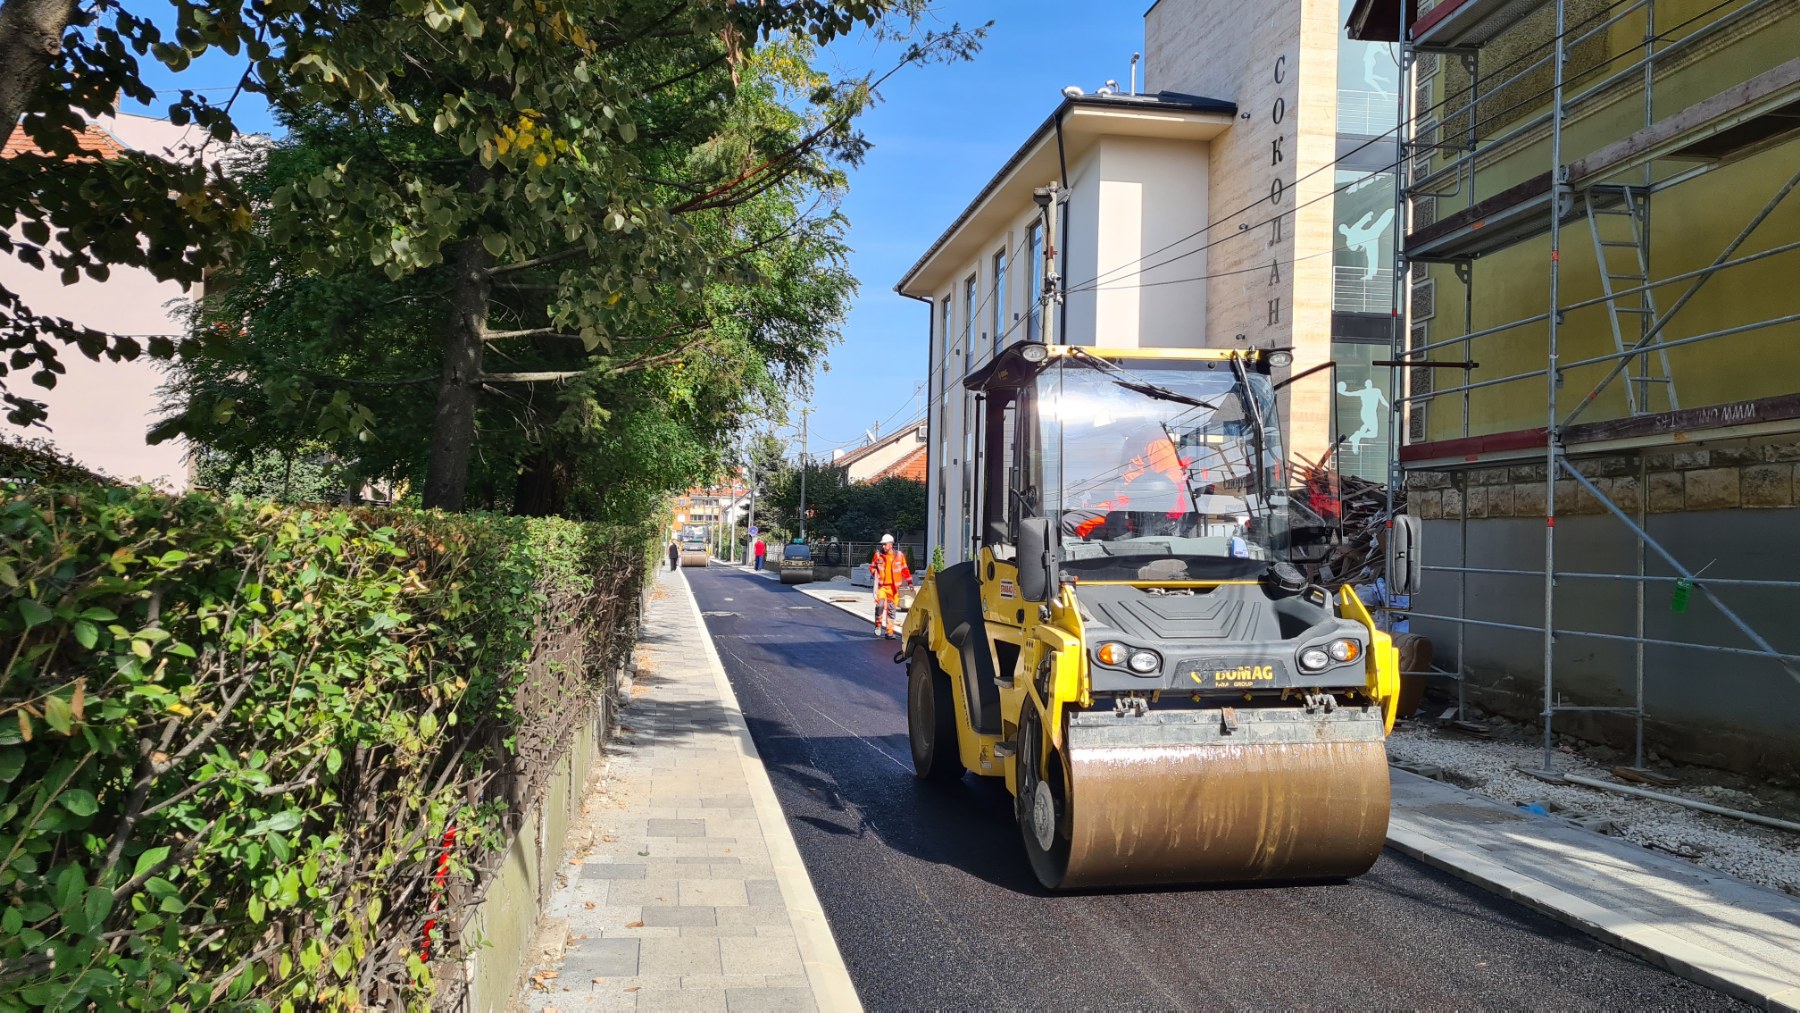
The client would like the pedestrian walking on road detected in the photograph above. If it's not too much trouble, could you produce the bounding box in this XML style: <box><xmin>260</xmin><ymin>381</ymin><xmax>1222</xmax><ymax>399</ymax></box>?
<box><xmin>753</xmin><ymin>537</ymin><xmax>766</xmax><ymax>571</ymax></box>
<box><xmin>667</xmin><ymin>539</ymin><xmax>680</xmax><ymax>571</ymax></box>
<box><xmin>870</xmin><ymin>533</ymin><xmax>912</xmax><ymax>639</ymax></box>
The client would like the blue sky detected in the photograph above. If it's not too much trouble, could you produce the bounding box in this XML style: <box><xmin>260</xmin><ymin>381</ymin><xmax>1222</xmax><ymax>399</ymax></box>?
<box><xmin>124</xmin><ymin>1</ymin><xmax>1149</xmax><ymax>461</ymax></box>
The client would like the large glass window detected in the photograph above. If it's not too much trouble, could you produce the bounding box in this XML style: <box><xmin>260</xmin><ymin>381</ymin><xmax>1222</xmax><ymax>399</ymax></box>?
<box><xmin>1026</xmin><ymin>222</ymin><xmax>1044</xmax><ymax>342</ymax></box>
<box><xmin>1040</xmin><ymin>356</ymin><xmax>1287</xmax><ymax>581</ymax></box>
<box><xmin>1332</xmin><ymin>168</ymin><xmax>1396</xmax><ymax>313</ymax></box>
<box><xmin>1330</xmin><ymin>341</ymin><xmax>1393</xmax><ymax>483</ymax></box>
<box><xmin>991</xmin><ymin>247</ymin><xmax>1008</xmax><ymax>358</ymax></box>
<box><xmin>1337</xmin><ymin>0</ymin><xmax>1400</xmax><ymax>138</ymax></box>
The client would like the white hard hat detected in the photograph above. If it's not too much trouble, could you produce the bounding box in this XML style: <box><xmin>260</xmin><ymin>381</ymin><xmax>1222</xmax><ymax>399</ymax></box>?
<box><xmin>881</xmin><ymin>533</ymin><xmax>895</xmax><ymax>544</ymax></box>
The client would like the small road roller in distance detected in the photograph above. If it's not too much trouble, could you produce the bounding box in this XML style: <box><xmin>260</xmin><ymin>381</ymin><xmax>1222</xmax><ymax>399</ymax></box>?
<box><xmin>899</xmin><ymin>343</ymin><xmax>1410</xmax><ymax>890</ymax></box>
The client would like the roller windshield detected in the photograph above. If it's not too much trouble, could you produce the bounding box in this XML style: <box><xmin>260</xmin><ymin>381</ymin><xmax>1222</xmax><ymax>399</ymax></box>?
<box><xmin>1040</xmin><ymin>354</ymin><xmax>1286</xmax><ymax>581</ymax></box>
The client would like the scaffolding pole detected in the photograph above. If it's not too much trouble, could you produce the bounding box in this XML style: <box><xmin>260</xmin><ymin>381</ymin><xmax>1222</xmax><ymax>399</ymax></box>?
<box><xmin>1388</xmin><ymin>0</ymin><xmax>1800</xmax><ymax>777</ymax></box>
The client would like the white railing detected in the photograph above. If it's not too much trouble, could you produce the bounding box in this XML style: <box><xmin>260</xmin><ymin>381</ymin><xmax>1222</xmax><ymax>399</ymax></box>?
<box><xmin>1333</xmin><ymin>265</ymin><xmax>1394</xmax><ymax>314</ymax></box>
<box><xmin>1338</xmin><ymin>89</ymin><xmax>1398</xmax><ymax>138</ymax></box>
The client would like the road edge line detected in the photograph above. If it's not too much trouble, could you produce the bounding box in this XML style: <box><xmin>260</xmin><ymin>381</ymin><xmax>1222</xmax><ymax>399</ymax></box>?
<box><xmin>678</xmin><ymin>568</ymin><xmax>864</xmax><ymax>1012</ymax></box>
<box><xmin>1385</xmin><ymin>823</ymin><xmax>1796</xmax><ymax>1010</ymax></box>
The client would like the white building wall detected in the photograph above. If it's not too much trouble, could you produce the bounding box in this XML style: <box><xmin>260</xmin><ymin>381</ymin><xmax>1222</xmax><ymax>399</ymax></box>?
<box><xmin>922</xmin><ymin>135</ymin><xmax>1216</xmax><ymax>564</ymax></box>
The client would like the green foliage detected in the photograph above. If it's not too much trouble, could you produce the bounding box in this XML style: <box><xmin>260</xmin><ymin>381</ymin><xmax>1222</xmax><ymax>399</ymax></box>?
<box><xmin>0</xmin><ymin>477</ymin><xmax>651</xmax><ymax>1010</ymax></box>
<box><xmin>191</xmin><ymin>443</ymin><xmax>348</xmax><ymax>504</ymax></box>
<box><xmin>142</xmin><ymin>1</ymin><xmax>983</xmax><ymax>511</ymax></box>
<box><xmin>762</xmin><ymin>464</ymin><xmax>923</xmax><ymax>542</ymax></box>
<box><xmin>0</xmin><ymin>435</ymin><xmax>111</xmax><ymax>488</ymax></box>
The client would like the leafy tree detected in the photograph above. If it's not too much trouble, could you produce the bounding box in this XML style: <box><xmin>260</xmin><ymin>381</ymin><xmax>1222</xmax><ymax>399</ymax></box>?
<box><xmin>191</xmin><ymin>442</ymin><xmax>348</xmax><ymax>503</ymax></box>
<box><xmin>763</xmin><ymin>463</ymin><xmax>923</xmax><ymax>542</ymax></box>
<box><xmin>150</xmin><ymin>1</ymin><xmax>981</xmax><ymax>511</ymax></box>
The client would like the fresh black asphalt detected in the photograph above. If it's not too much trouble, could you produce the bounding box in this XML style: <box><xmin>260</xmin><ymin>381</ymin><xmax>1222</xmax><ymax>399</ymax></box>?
<box><xmin>687</xmin><ymin>564</ymin><xmax>1739</xmax><ymax>1010</ymax></box>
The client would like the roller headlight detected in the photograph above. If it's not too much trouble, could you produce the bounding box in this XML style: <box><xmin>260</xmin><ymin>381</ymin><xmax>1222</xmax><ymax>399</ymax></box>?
<box><xmin>1020</xmin><ymin>343</ymin><xmax>1050</xmax><ymax>362</ymax></box>
<box><xmin>1127</xmin><ymin>650</ymin><xmax>1161</xmax><ymax>674</ymax></box>
<box><xmin>1096</xmin><ymin>642</ymin><xmax>1127</xmax><ymax>666</ymax></box>
<box><xmin>1299</xmin><ymin>647</ymin><xmax>1330</xmax><ymax>671</ymax></box>
<box><xmin>1329</xmin><ymin>639</ymin><xmax>1361</xmax><ymax>663</ymax></box>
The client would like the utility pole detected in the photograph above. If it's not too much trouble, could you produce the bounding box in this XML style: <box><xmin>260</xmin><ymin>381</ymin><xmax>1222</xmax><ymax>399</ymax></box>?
<box><xmin>798</xmin><ymin>407</ymin><xmax>811</xmax><ymax>542</ymax></box>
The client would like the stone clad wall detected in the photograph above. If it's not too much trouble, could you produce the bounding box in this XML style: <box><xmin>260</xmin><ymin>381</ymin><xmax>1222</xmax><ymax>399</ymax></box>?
<box><xmin>1403</xmin><ymin>435</ymin><xmax>1800</xmax><ymax>780</ymax></box>
<box><xmin>1408</xmin><ymin>439</ymin><xmax>1800</xmax><ymax>520</ymax></box>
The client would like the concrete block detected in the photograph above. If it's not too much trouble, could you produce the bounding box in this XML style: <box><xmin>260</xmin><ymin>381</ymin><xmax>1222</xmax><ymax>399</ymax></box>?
<box><xmin>1684</xmin><ymin>468</ymin><xmax>1741</xmax><ymax>511</ymax></box>
<box><xmin>1515</xmin><ymin>481</ymin><xmax>1547</xmax><ymax>517</ymax></box>
<box><xmin>1409</xmin><ymin>470</ymin><xmax>1452</xmax><ymax>490</ymax></box>
<box><xmin>1510</xmin><ymin>463</ymin><xmax>1547</xmax><ymax>483</ymax></box>
<box><xmin>642</xmin><ymin>906</ymin><xmax>717</xmax><ymax>927</ymax></box>
<box><xmin>1648</xmin><ymin>472</ymin><xmax>1685</xmax><ymax>513</ymax></box>
<box><xmin>1741</xmin><ymin>463</ymin><xmax>1794</xmax><ymax>509</ymax></box>
<box><xmin>1483</xmin><ymin>483</ymin><xmax>1514</xmax><ymax>517</ymax></box>
<box><xmin>560</xmin><ymin>937</ymin><xmax>641</xmax><ymax>979</ymax></box>
<box><xmin>583</xmin><ymin>864</ymin><xmax>648</xmax><ymax>880</ymax></box>
<box><xmin>1440</xmin><ymin>486</ymin><xmax>1463</xmax><ymax>519</ymax></box>
<box><xmin>1600</xmin><ymin>476</ymin><xmax>1641</xmax><ymax>515</ymax></box>
<box><xmin>1762</xmin><ymin>441</ymin><xmax>1800</xmax><ymax>462</ymax></box>
<box><xmin>743</xmin><ymin>880</ymin><xmax>784</xmax><ymax>907</ymax></box>
<box><xmin>637</xmin><ymin>937</ymin><xmax>721</xmax><ymax>975</ymax></box>
<box><xmin>718</xmin><ymin>936</ymin><xmax>804</xmax><ymax>976</ymax></box>
<box><xmin>646</xmin><ymin>819</ymin><xmax>707</xmax><ymax>838</ymax></box>
<box><xmin>723</xmin><ymin>988</ymin><xmax>817</xmax><ymax>1012</ymax></box>
<box><xmin>1670</xmin><ymin>449</ymin><xmax>1711</xmax><ymax>470</ymax></box>
<box><xmin>1464</xmin><ymin>486</ymin><xmax>1489</xmax><ymax>518</ymax></box>
<box><xmin>677</xmin><ymin>880</ymin><xmax>748</xmax><ymax>907</ymax></box>
<box><xmin>633</xmin><ymin>988</ymin><xmax>728</xmax><ymax>1012</ymax></box>
<box><xmin>713</xmin><ymin>906</ymin><xmax>789</xmax><ymax>927</ymax></box>
<box><xmin>1707</xmin><ymin>444</ymin><xmax>1762</xmax><ymax>466</ymax></box>
<box><xmin>1475</xmin><ymin>467</ymin><xmax>1511</xmax><ymax>485</ymax></box>
<box><xmin>1413</xmin><ymin>490</ymin><xmax>1442</xmax><ymax>520</ymax></box>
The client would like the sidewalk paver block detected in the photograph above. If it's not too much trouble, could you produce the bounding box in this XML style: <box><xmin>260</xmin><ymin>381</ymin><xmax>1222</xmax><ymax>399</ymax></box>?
<box><xmin>724</xmin><ymin>987</ymin><xmax>818</xmax><ymax>1012</ymax></box>
<box><xmin>583</xmin><ymin>864</ymin><xmax>648</xmax><ymax>881</ymax></box>
<box><xmin>561</xmin><ymin>937</ymin><xmax>641</xmax><ymax>979</ymax></box>
<box><xmin>642</xmin><ymin>906</ymin><xmax>716</xmax><ymax>927</ymax></box>
<box><xmin>638</xmin><ymin>937</ymin><xmax>722</xmax><ymax>975</ymax></box>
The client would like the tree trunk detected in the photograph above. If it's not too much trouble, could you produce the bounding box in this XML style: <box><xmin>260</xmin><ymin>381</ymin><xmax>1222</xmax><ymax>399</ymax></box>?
<box><xmin>422</xmin><ymin>237</ymin><xmax>492</xmax><ymax>511</ymax></box>
<box><xmin>512</xmin><ymin>450</ymin><xmax>572</xmax><ymax>518</ymax></box>
<box><xmin>0</xmin><ymin>0</ymin><xmax>78</xmax><ymax>144</ymax></box>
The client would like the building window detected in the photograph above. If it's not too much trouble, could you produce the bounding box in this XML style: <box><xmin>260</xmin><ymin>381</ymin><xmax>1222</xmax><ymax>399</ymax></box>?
<box><xmin>991</xmin><ymin>246</ymin><xmax>1008</xmax><ymax>357</ymax></box>
<box><xmin>1026</xmin><ymin>222</ymin><xmax>1043</xmax><ymax>341</ymax></box>
<box><xmin>1329</xmin><ymin>339</ymin><xmax>1394</xmax><ymax>483</ymax></box>
<box><xmin>939</xmin><ymin>293</ymin><xmax>952</xmax><ymax>415</ymax></box>
<box><xmin>962</xmin><ymin>274</ymin><xmax>977</xmax><ymax>375</ymax></box>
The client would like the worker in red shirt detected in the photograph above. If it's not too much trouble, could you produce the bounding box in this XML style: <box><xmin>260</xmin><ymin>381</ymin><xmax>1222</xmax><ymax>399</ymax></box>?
<box><xmin>752</xmin><ymin>536</ymin><xmax>767</xmax><ymax>571</ymax></box>
<box><xmin>869</xmin><ymin>534</ymin><xmax>912</xmax><ymax>639</ymax></box>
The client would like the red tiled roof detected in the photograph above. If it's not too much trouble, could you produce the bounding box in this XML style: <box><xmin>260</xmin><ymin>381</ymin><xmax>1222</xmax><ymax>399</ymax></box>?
<box><xmin>2</xmin><ymin>123</ymin><xmax>126</xmax><ymax>162</ymax></box>
<box><xmin>869</xmin><ymin>446</ymin><xmax>927</xmax><ymax>484</ymax></box>
<box><xmin>833</xmin><ymin>421</ymin><xmax>926</xmax><ymax>469</ymax></box>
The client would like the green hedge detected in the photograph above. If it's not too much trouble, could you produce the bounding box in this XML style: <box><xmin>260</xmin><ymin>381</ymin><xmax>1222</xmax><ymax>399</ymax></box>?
<box><xmin>0</xmin><ymin>477</ymin><xmax>652</xmax><ymax>1010</ymax></box>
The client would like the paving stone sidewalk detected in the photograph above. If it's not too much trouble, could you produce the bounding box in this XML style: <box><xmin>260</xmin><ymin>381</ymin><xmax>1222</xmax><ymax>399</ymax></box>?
<box><xmin>1390</xmin><ymin>769</ymin><xmax>1800</xmax><ymax>1009</ymax></box>
<box><xmin>515</xmin><ymin>566</ymin><xmax>858</xmax><ymax>1012</ymax></box>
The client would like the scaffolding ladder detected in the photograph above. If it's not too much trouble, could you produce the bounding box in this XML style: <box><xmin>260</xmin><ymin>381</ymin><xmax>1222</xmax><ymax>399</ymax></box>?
<box><xmin>1583</xmin><ymin>185</ymin><xmax>1678</xmax><ymax>416</ymax></box>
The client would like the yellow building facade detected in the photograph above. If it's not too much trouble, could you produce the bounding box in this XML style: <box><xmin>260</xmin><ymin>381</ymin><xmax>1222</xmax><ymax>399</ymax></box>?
<box><xmin>1352</xmin><ymin>0</ymin><xmax>1800</xmax><ymax>776</ymax></box>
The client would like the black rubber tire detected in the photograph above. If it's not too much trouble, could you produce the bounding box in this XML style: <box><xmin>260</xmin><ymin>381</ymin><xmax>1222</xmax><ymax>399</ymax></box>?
<box><xmin>908</xmin><ymin>649</ymin><xmax>964</xmax><ymax>783</ymax></box>
<box><xmin>1016</xmin><ymin>702</ymin><xmax>1074</xmax><ymax>890</ymax></box>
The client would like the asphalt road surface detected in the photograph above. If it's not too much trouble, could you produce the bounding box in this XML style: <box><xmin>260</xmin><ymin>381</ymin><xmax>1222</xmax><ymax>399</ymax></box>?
<box><xmin>688</xmin><ymin>564</ymin><xmax>1738</xmax><ymax>1011</ymax></box>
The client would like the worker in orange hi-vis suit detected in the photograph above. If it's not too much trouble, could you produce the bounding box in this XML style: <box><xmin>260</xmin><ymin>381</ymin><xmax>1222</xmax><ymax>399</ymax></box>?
<box><xmin>869</xmin><ymin>534</ymin><xmax>913</xmax><ymax>640</ymax></box>
<box><xmin>1069</xmin><ymin>431</ymin><xmax>1193</xmax><ymax>539</ymax></box>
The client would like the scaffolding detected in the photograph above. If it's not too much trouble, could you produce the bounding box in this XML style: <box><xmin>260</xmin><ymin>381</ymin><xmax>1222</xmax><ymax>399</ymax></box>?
<box><xmin>1378</xmin><ymin>0</ymin><xmax>1800</xmax><ymax>774</ymax></box>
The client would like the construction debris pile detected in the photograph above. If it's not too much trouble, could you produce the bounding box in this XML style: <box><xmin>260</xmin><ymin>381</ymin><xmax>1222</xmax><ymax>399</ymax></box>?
<box><xmin>1289</xmin><ymin>456</ymin><xmax>1406</xmax><ymax>588</ymax></box>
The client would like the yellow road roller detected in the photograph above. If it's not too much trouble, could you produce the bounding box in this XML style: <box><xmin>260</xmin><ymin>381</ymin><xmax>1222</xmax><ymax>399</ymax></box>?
<box><xmin>679</xmin><ymin>538</ymin><xmax>709</xmax><ymax>568</ymax></box>
<box><xmin>899</xmin><ymin>344</ymin><xmax>1402</xmax><ymax>890</ymax></box>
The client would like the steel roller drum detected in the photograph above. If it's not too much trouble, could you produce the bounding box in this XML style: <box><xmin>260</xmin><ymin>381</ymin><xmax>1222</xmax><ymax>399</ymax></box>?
<box><xmin>1055</xmin><ymin>708</ymin><xmax>1391</xmax><ymax>889</ymax></box>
